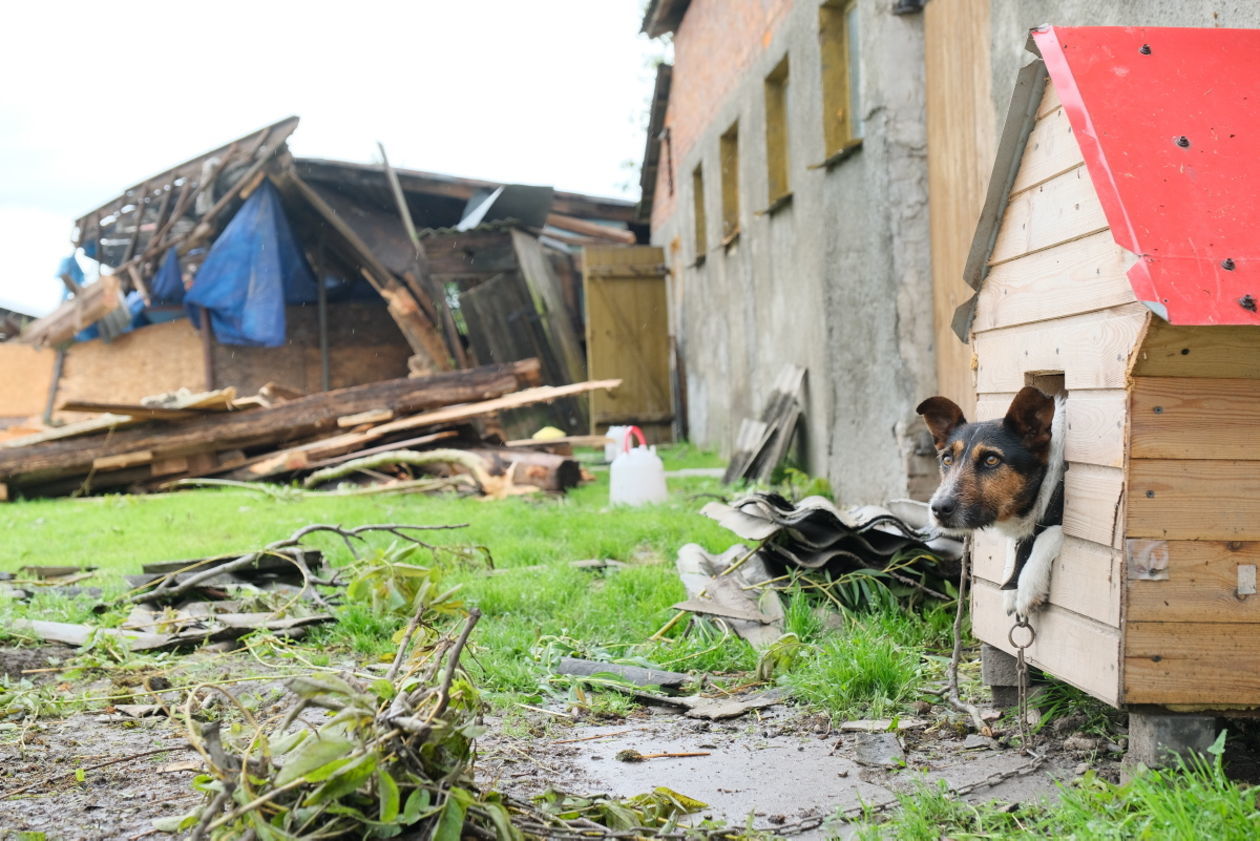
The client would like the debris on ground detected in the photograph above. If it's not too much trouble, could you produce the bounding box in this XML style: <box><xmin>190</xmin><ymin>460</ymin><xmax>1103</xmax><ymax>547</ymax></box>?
<box><xmin>723</xmin><ymin>365</ymin><xmax>806</xmax><ymax>484</ymax></box>
<box><xmin>0</xmin><ymin>358</ymin><xmax>619</xmax><ymax>500</ymax></box>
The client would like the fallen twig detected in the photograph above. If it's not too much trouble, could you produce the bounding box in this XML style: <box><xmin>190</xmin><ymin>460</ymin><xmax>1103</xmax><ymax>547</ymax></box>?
<box><xmin>552</xmin><ymin>728</ymin><xmax>640</xmax><ymax>744</ymax></box>
<box><xmin>615</xmin><ymin>749</ymin><xmax>711</xmax><ymax>762</ymax></box>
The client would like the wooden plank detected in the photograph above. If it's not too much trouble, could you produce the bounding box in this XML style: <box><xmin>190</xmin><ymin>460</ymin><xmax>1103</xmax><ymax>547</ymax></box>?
<box><xmin>988</xmin><ymin>164</ymin><xmax>1109</xmax><ymax>266</ymax></box>
<box><xmin>974</xmin><ymin>530</ymin><xmax>1121</xmax><ymax>627</ymax></box>
<box><xmin>973</xmin><ymin>303</ymin><xmax>1149</xmax><ymax>393</ymax></box>
<box><xmin>973</xmin><ymin>578</ymin><xmax>1120</xmax><ymax>706</ymax></box>
<box><xmin>1131</xmin><ymin>321</ymin><xmax>1260</xmax><ymax>379</ymax></box>
<box><xmin>337</xmin><ymin>409</ymin><xmax>394</xmax><ymax>428</ymax></box>
<box><xmin>1131</xmin><ymin>377</ymin><xmax>1260</xmax><ymax>459</ymax></box>
<box><xmin>1064</xmin><ymin>463</ymin><xmax>1125</xmax><ymax>548</ymax></box>
<box><xmin>924</xmin><ymin>0</ymin><xmax>994</xmax><ymax>421</ymax></box>
<box><xmin>972</xmin><ymin>230</ymin><xmax>1135</xmax><ymax>332</ymax></box>
<box><xmin>512</xmin><ymin>229</ymin><xmax>587</xmax><ymax>384</ymax></box>
<box><xmin>1127</xmin><ymin>540</ymin><xmax>1260</xmax><ymax>623</ymax></box>
<box><xmin>0</xmin><ymin>363</ymin><xmax>532</xmax><ymax>487</ymax></box>
<box><xmin>92</xmin><ymin>450</ymin><xmax>154</xmax><ymax>471</ymax></box>
<box><xmin>1009</xmin><ymin>98</ymin><xmax>1079</xmax><ymax>194</ymax></box>
<box><xmin>1129</xmin><ymin>459</ymin><xmax>1260</xmax><ymax>540</ymax></box>
<box><xmin>1063</xmin><ymin>389</ymin><xmax>1127</xmax><ymax>468</ymax></box>
<box><xmin>1125</xmin><ymin>621</ymin><xmax>1260</xmax><ymax>705</ymax></box>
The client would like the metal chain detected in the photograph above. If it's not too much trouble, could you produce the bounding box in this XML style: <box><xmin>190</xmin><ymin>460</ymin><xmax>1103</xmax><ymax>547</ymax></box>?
<box><xmin>1009</xmin><ymin>616</ymin><xmax>1038</xmax><ymax>753</ymax></box>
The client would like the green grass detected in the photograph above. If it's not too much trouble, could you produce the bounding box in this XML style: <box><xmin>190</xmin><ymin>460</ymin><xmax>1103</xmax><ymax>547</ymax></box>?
<box><xmin>783</xmin><ymin>600</ymin><xmax>954</xmax><ymax>720</ymax></box>
<box><xmin>850</xmin><ymin>732</ymin><xmax>1260</xmax><ymax>841</ymax></box>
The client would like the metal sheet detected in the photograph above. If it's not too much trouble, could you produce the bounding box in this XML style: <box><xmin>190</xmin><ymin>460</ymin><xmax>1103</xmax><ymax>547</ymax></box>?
<box><xmin>1034</xmin><ymin>26</ymin><xmax>1260</xmax><ymax>325</ymax></box>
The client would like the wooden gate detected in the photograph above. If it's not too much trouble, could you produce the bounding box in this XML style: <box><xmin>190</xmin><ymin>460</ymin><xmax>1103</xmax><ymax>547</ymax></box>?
<box><xmin>582</xmin><ymin>246</ymin><xmax>673</xmax><ymax>442</ymax></box>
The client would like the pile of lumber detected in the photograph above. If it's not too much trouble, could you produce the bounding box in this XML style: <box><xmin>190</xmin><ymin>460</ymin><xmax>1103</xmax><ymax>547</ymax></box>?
<box><xmin>0</xmin><ymin>358</ymin><xmax>619</xmax><ymax>500</ymax></box>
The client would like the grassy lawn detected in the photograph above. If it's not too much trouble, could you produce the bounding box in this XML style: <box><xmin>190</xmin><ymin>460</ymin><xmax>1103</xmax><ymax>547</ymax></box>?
<box><xmin>3</xmin><ymin>443</ymin><xmax>1257</xmax><ymax>839</ymax></box>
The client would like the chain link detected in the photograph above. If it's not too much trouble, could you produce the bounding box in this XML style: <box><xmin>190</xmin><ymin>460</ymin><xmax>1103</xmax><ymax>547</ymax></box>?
<box><xmin>1009</xmin><ymin>616</ymin><xmax>1038</xmax><ymax>753</ymax></box>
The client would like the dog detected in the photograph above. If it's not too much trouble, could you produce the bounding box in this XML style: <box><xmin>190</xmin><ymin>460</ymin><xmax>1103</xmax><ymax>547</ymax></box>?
<box><xmin>915</xmin><ymin>387</ymin><xmax>1066</xmax><ymax>618</ymax></box>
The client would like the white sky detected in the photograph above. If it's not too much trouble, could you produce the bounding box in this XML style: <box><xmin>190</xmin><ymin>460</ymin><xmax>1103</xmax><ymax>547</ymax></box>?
<box><xmin>0</xmin><ymin>0</ymin><xmax>665</xmax><ymax>317</ymax></box>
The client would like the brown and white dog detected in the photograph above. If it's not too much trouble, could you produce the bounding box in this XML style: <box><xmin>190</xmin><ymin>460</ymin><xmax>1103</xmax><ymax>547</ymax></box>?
<box><xmin>915</xmin><ymin>387</ymin><xmax>1066</xmax><ymax>618</ymax></box>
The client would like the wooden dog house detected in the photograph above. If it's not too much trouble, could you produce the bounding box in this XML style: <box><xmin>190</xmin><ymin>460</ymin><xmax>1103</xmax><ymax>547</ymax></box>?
<box><xmin>957</xmin><ymin>26</ymin><xmax>1260</xmax><ymax>708</ymax></box>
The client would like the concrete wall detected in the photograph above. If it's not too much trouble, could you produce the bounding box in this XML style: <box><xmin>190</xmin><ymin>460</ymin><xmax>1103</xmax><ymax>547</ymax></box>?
<box><xmin>651</xmin><ymin>0</ymin><xmax>935</xmax><ymax>503</ymax></box>
<box><xmin>988</xmin><ymin>2</ymin><xmax>1260</xmax><ymax>130</ymax></box>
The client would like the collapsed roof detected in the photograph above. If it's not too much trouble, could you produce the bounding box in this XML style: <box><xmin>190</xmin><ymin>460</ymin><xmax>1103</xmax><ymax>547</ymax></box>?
<box><xmin>24</xmin><ymin>117</ymin><xmax>639</xmax><ymax>360</ymax></box>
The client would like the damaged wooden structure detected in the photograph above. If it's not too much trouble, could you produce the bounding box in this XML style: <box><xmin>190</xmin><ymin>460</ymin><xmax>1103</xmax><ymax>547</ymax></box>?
<box><xmin>0</xmin><ymin>358</ymin><xmax>619</xmax><ymax>499</ymax></box>
<box><xmin>2</xmin><ymin>116</ymin><xmax>641</xmax><ymax>440</ymax></box>
<box><xmin>960</xmin><ymin>26</ymin><xmax>1260</xmax><ymax>710</ymax></box>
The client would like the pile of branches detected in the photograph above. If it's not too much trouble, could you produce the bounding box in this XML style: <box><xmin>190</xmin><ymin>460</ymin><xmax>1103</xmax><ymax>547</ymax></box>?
<box><xmin>178</xmin><ymin>608</ymin><xmax>505</xmax><ymax>840</ymax></box>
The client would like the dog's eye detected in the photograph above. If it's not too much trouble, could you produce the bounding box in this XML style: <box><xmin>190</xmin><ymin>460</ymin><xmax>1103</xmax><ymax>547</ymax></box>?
<box><xmin>983</xmin><ymin>454</ymin><xmax>1002</xmax><ymax>467</ymax></box>
<box><xmin>941</xmin><ymin>454</ymin><xmax>954</xmax><ymax>466</ymax></box>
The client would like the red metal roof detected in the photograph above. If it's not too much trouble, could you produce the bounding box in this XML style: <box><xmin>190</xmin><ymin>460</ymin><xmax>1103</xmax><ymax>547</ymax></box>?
<box><xmin>1033</xmin><ymin>26</ymin><xmax>1260</xmax><ymax>325</ymax></box>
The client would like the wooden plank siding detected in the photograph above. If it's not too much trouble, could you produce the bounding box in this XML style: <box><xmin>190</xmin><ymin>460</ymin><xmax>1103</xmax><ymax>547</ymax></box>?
<box><xmin>1127</xmin><ymin>541</ymin><xmax>1260</xmax><ymax>624</ymax></box>
<box><xmin>971</xmin><ymin>231</ymin><xmax>1135</xmax><ymax>333</ymax></box>
<box><xmin>973</xmin><ymin>530</ymin><xmax>1121</xmax><ymax>628</ymax></box>
<box><xmin>988</xmin><ymin>166</ymin><xmax>1109</xmax><ymax>266</ymax></box>
<box><xmin>973</xmin><ymin>303</ymin><xmax>1150</xmax><ymax>394</ymax></box>
<box><xmin>1128</xmin><ymin>459</ymin><xmax>1260</xmax><ymax>540</ymax></box>
<box><xmin>974</xmin><ymin>578</ymin><xmax>1121</xmax><ymax>706</ymax></box>
<box><xmin>1009</xmin><ymin>88</ymin><xmax>1080</xmax><ymax>194</ymax></box>
<box><xmin>1125</xmin><ymin>622</ymin><xmax>1260</xmax><ymax>706</ymax></box>
<box><xmin>924</xmin><ymin>0</ymin><xmax>995</xmax><ymax>420</ymax></box>
<box><xmin>1131</xmin><ymin>321</ymin><xmax>1260</xmax><ymax>379</ymax></box>
<box><xmin>1130</xmin><ymin>377</ymin><xmax>1260</xmax><ymax>459</ymax></box>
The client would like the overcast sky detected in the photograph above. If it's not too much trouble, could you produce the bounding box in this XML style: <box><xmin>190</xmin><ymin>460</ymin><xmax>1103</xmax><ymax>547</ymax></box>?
<box><xmin>0</xmin><ymin>0</ymin><xmax>664</xmax><ymax>317</ymax></box>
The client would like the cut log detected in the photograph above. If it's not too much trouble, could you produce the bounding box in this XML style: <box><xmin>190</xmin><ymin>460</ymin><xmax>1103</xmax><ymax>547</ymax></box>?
<box><xmin>468</xmin><ymin>447</ymin><xmax>582</xmax><ymax>492</ymax></box>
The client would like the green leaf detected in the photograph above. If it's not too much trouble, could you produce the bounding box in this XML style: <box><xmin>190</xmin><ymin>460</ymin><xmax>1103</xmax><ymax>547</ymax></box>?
<box><xmin>74</xmin><ymin>767</ymin><xmax>86</xmax><ymax>783</ymax></box>
<box><xmin>399</xmin><ymin>787</ymin><xmax>432</xmax><ymax>824</ymax></box>
<box><xmin>273</xmin><ymin>734</ymin><xmax>354</xmax><ymax>786</ymax></box>
<box><xmin>431</xmin><ymin>788</ymin><xmax>471</xmax><ymax>841</ymax></box>
<box><xmin>377</xmin><ymin>769</ymin><xmax>401</xmax><ymax>823</ymax></box>
<box><xmin>305</xmin><ymin>751</ymin><xmax>379</xmax><ymax>805</ymax></box>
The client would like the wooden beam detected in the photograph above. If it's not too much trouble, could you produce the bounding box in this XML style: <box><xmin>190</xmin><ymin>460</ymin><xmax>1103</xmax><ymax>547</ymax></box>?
<box><xmin>545</xmin><ymin>212</ymin><xmax>635</xmax><ymax>244</ymax></box>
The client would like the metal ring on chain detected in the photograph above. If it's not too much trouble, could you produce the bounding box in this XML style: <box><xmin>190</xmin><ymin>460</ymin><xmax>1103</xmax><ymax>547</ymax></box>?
<box><xmin>1008</xmin><ymin>618</ymin><xmax>1036</xmax><ymax>649</ymax></box>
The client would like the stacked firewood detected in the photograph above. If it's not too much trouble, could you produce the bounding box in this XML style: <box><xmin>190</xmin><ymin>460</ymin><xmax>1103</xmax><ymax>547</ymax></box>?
<box><xmin>0</xmin><ymin>358</ymin><xmax>617</xmax><ymax>500</ymax></box>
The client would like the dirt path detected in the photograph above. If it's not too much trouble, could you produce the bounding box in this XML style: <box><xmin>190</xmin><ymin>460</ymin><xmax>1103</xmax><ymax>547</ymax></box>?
<box><xmin>478</xmin><ymin>704</ymin><xmax>1096</xmax><ymax>838</ymax></box>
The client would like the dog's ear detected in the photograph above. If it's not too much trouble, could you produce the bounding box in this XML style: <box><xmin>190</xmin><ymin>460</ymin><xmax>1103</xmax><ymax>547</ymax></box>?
<box><xmin>916</xmin><ymin>397</ymin><xmax>967</xmax><ymax>450</ymax></box>
<box><xmin>1003</xmin><ymin>387</ymin><xmax>1055</xmax><ymax>452</ymax></box>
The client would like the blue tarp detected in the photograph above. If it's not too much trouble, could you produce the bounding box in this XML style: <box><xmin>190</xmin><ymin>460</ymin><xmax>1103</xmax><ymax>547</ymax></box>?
<box><xmin>150</xmin><ymin>247</ymin><xmax>185</xmax><ymax>304</ymax></box>
<box><xmin>186</xmin><ymin>181</ymin><xmax>317</xmax><ymax>346</ymax></box>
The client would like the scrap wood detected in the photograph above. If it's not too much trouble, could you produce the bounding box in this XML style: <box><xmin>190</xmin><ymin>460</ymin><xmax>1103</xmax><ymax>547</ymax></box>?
<box><xmin>722</xmin><ymin>365</ymin><xmax>805</xmax><ymax>484</ymax></box>
<box><xmin>0</xmin><ymin>362</ymin><xmax>535</xmax><ymax>496</ymax></box>
<box><xmin>10</xmin><ymin>614</ymin><xmax>333</xmax><ymax>652</ymax></box>
<box><xmin>625</xmin><ymin>687</ymin><xmax>789</xmax><ymax>720</ymax></box>
<box><xmin>615</xmin><ymin>749</ymin><xmax>711</xmax><ymax>762</ymax></box>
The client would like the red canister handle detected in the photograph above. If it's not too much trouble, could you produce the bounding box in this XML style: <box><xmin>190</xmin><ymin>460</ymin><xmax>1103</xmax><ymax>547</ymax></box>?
<box><xmin>622</xmin><ymin>425</ymin><xmax>647</xmax><ymax>453</ymax></box>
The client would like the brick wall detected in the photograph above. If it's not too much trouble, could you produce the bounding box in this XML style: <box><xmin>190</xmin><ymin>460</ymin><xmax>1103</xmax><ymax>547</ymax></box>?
<box><xmin>651</xmin><ymin>0</ymin><xmax>793</xmax><ymax>229</ymax></box>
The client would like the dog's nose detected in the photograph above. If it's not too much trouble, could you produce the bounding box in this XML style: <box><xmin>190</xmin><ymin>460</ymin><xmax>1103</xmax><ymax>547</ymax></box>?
<box><xmin>931</xmin><ymin>499</ymin><xmax>956</xmax><ymax>521</ymax></box>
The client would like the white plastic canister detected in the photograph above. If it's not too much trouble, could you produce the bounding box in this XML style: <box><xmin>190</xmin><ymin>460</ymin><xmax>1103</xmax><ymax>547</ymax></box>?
<box><xmin>604</xmin><ymin>425</ymin><xmax>631</xmax><ymax>463</ymax></box>
<box><xmin>609</xmin><ymin>426</ymin><xmax>668</xmax><ymax>506</ymax></box>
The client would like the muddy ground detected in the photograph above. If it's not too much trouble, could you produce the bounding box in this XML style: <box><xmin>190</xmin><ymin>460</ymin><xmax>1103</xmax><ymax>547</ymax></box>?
<box><xmin>0</xmin><ymin>643</ymin><xmax>1143</xmax><ymax>841</ymax></box>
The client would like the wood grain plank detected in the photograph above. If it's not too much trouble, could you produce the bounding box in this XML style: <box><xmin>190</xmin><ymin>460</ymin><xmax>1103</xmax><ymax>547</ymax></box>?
<box><xmin>1131</xmin><ymin>377</ymin><xmax>1260</xmax><ymax>459</ymax></box>
<box><xmin>989</xmin><ymin>165</ymin><xmax>1109</xmax><ymax>265</ymax></box>
<box><xmin>973</xmin><ymin>578</ymin><xmax>1120</xmax><ymax>706</ymax></box>
<box><xmin>973</xmin><ymin>230</ymin><xmax>1135</xmax><ymax>332</ymax></box>
<box><xmin>1064</xmin><ymin>463</ymin><xmax>1124</xmax><ymax>548</ymax></box>
<box><xmin>924</xmin><ymin>0</ymin><xmax>993</xmax><ymax>422</ymax></box>
<box><xmin>1064</xmin><ymin>390</ymin><xmax>1127</xmax><ymax>468</ymax></box>
<box><xmin>1125</xmin><ymin>621</ymin><xmax>1260</xmax><ymax>705</ymax></box>
<box><xmin>1010</xmin><ymin>103</ymin><xmax>1080</xmax><ymax>194</ymax></box>
<box><xmin>974</xmin><ymin>303</ymin><xmax>1149</xmax><ymax>394</ymax></box>
<box><xmin>1128</xmin><ymin>459</ymin><xmax>1260</xmax><ymax>540</ymax></box>
<box><xmin>1127</xmin><ymin>540</ymin><xmax>1260</xmax><ymax>623</ymax></box>
<box><xmin>974</xmin><ymin>531</ymin><xmax>1120</xmax><ymax>627</ymax></box>
<box><xmin>1131</xmin><ymin>321</ymin><xmax>1260</xmax><ymax>379</ymax></box>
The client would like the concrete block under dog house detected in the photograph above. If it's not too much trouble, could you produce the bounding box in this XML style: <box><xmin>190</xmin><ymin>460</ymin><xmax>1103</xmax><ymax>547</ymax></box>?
<box><xmin>955</xmin><ymin>26</ymin><xmax>1260</xmax><ymax>715</ymax></box>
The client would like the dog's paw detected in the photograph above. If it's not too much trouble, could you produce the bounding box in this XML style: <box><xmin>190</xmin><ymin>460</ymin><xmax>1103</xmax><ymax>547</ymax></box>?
<box><xmin>1003</xmin><ymin>588</ymin><xmax>1018</xmax><ymax>616</ymax></box>
<box><xmin>1014</xmin><ymin>584</ymin><xmax>1048</xmax><ymax>618</ymax></box>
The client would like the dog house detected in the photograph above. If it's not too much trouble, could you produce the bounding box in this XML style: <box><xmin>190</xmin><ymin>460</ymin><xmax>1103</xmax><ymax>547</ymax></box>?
<box><xmin>957</xmin><ymin>25</ymin><xmax>1260</xmax><ymax>709</ymax></box>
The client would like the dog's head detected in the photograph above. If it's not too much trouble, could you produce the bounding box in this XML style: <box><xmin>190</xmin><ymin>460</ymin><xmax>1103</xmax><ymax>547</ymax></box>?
<box><xmin>915</xmin><ymin>387</ymin><xmax>1056</xmax><ymax>533</ymax></box>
